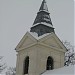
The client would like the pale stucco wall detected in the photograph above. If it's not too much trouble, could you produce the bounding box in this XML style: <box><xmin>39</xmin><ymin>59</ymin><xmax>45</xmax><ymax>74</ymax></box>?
<box><xmin>16</xmin><ymin>44</ymin><xmax>65</xmax><ymax>75</ymax></box>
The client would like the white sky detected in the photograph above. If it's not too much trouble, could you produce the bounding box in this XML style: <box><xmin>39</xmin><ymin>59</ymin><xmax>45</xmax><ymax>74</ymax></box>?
<box><xmin>0</xmin><ymin>0</ymin><xmax>74</xmax><ymax>69</ymax></box>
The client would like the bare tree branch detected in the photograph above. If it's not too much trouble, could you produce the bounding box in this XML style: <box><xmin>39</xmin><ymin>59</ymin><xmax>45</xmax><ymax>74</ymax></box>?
<box><xmin>0</xmin><ymin>56</ymin><xmax>6</xmax><ymax>73</ymax></box>
<box><xmin>63</xmin><ymin>41</ymin><xmax>75</xmax><ymax>66</ymax></box>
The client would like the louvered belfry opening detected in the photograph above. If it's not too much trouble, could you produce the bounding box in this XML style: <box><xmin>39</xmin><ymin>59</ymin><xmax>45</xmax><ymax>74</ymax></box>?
<box><xmin>24</xmin><ymin>56</ymin><xmax>29</xmax><ymax>74</ymax></box>
<box><xmin>46</xmin><ymin>56</ymin><xmax>54</xmax><ymax>70</ymax></box>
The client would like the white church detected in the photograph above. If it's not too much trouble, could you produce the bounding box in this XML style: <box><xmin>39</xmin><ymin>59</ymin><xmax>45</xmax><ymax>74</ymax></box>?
<box><xmin>15</xmin><ymin>0</ymin><xmax>74</xmax><ymax>75</ymax></box>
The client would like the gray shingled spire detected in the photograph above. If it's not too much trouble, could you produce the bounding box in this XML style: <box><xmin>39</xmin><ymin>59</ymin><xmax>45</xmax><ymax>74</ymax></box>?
<box><xmin>39</xmin><ymin>0</ymin><xmax>48</xmax><ymax>12</ymax></box>
<box><xmin>33</xmin><ymin>0</ymin><xmax>53</xmax><ymax>26</ymax></box>
<box><xmin>30</xmin><ymin>0</ymin><xmax>55</xmax><ymax>36</ymax></box>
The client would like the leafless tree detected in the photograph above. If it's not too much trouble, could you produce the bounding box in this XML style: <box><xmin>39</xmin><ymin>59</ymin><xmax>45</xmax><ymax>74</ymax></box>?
<box><xmin>0</xmin><ymin>56</ymin><xmax>6</xmax><ymax>73</ymax></box>
<box><xmin>6</xmin><ymin>67</ymin><xmax>16</xmax><ymax>75</ymax></box>
<box><xmin>63</xmin><ymin>41</ymin><xmax>75</xmax><ymax>66</ymax></box>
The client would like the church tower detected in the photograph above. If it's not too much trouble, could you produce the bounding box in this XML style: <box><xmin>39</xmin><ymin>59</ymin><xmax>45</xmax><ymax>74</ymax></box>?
<box><xmin>15</xmin><ymin>0</ymin><xmax>66</xmax><ymax>75</ymax></box>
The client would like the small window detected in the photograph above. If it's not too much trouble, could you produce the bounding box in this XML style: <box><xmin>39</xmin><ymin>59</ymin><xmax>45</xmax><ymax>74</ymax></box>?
<box><xmin>24</xmin><ymin>56</ymin><xmax>29</xmax><ymax>74</ymax></box>
<box><xmin>46</xmin><ymin>56</ymin><xmax>53</xmax><ymax>70</ymax></box>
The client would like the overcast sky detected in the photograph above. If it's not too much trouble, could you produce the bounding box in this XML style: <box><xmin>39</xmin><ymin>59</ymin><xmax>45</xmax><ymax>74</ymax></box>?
<box><xmin>0</xmin><ymin>0</ymin><xmax>74</xmax><ymax>69</ymax></box>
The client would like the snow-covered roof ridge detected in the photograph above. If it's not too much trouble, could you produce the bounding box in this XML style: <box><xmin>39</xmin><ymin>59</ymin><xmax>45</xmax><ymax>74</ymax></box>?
<box><xmin>41</xmin><ymin>65</ymin><xmax>75</xmax><ymax>75</ymax></box>
<box><xmin>29</xmin><ymin>31</ymin><xmax>52</xmax><ymax>40</ymax></box>
<box><xmin>32</xmin><ymin>22</ymin><xmax>53</xmax><ymax>28</ymax></box>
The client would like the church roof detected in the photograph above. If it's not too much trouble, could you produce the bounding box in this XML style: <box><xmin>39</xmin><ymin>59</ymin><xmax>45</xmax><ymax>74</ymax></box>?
<box><xmin>33</xmin><ymin>0</ymin><xmax>53</xmax><ymax>28</ymax></box>
<box><xmin>29</xmin><ymin>31</ymin><xmax>51</xmax><ymax>40</ymax></box>
<box><xmin>15</xmin><ymin>31</ymin><xmax>66</xmax><ymax>52</ymax></box>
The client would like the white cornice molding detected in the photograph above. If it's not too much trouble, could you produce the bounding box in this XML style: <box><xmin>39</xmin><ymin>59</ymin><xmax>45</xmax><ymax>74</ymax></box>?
<box><xmin>38</xmin><ymin>42</ymin><xmax>66</xmax><ymax>53</ymax></box>
<box><xmin>16</xmin><ymin>42</ymin><xmax>37</xmax><ymax>52</ymax></box>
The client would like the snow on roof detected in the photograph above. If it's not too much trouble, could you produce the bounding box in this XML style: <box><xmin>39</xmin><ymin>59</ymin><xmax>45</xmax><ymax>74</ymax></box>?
<box><xmin>38</xmin><ymin>10</ymin><xmax>49</xmax><ymax>13</ymax></box>
<box><xmin>32</xmin><ymin>22</ymin><xmax>53</xmax><ymax>28</ymax></box>
<box><xmin>41</xmin><ymin>65</ymin><xmax>75</xmax><ymax>75</ymax></box>
<box><xmin>29</xmin><ymin>32</ymin><xmax>52</xmax><ymax>40</ymax></box>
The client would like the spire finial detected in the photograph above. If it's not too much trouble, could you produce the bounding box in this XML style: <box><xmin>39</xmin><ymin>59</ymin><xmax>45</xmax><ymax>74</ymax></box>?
<box><xmin>39</xmin><ymin>0</ymin><xmax>48</xmax><ymax>12</ymax></box>
<box><xmin>43</xmin><ymin>0</ymin><xmax>46</xmax><ymax>3</ymax></box>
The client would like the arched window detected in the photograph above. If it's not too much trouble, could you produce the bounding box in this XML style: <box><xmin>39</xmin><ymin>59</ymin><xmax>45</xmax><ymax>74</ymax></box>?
<box><xmin>24</xmin><ymin>56</ymin><xmax>29</xmax><ymax>74</ymax></box>
<box><xmin>46</xmin><ymin>56</ymin><xmax>53</xmax><ymax>70</ymax></box>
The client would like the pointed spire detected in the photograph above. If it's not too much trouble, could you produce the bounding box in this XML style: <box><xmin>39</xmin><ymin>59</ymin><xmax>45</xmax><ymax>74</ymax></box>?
<box><xmin>30</xmin><ymin>0</ymin><xmax>55</xmax><ymax>36</ymax></box>
<box><xmin>33</xmin><ymin>0</ymin><xmax>53</xmax><ymax>26</ymax></box>
<box><xmin>39</xmin><ymin>0</ymin><xmax>48</xmax><ymax>12</ymax></box>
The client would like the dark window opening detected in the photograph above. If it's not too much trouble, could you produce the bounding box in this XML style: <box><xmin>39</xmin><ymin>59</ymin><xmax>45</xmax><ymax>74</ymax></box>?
<box><xmin>24</xmin><ymin>56</ymin><xmax>29</xmax><ymax>74</ymax></box>
<box><xmin>46</xmin><ymin>56</ymin><xmax>53</xmax><ymax>70</ymax></box>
